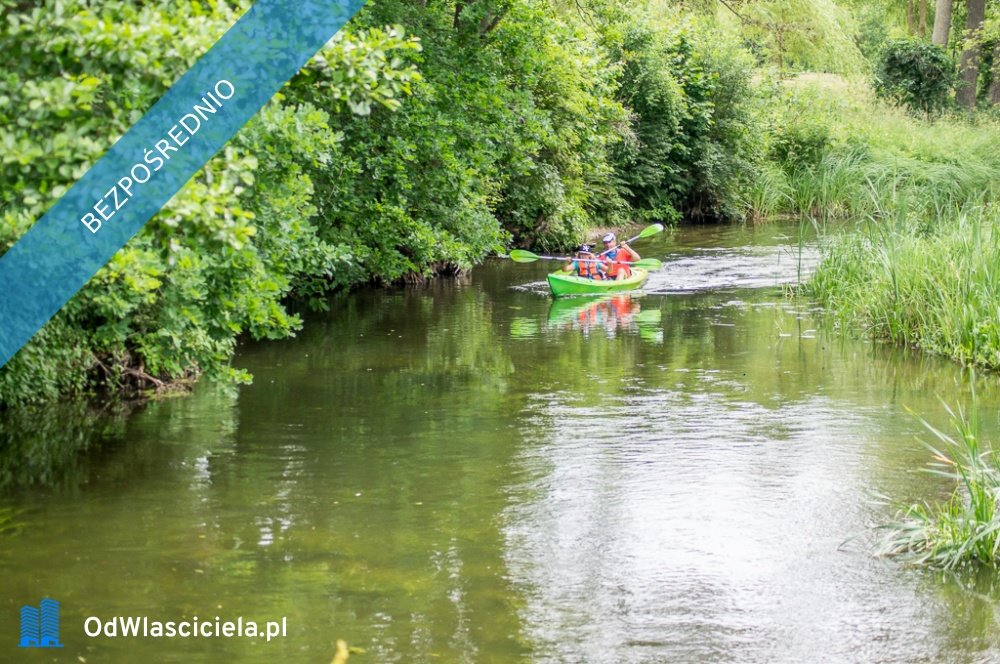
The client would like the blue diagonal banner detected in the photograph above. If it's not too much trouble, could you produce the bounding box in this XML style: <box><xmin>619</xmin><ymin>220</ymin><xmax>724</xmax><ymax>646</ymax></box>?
<box><xmin>0</xmin><ymin>0</ymin><xmax>367</xmax><ymax>368</ymax></box>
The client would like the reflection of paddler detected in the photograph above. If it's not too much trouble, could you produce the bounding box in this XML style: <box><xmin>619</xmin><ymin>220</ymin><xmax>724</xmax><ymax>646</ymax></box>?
<box><xmin>547</xmin><ymin>294</ymin><xmax>642</xmax><ymax>333</ymax></box>
<box><xmin>609</xmin><ymin>294</ymin><xmax>637</xmax><ymax>318</ymax></box>
<box><xmin>548</xmin><ymin>296</ymin><xmax>605</xmax><ymax>326</ymax></box>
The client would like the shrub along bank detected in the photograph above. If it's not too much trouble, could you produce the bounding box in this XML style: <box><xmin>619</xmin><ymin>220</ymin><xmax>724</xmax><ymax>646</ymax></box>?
<box><xmin>0</xmin><ymin>1</ymin><xmax>423</xmax><ymax>404</ymax></box>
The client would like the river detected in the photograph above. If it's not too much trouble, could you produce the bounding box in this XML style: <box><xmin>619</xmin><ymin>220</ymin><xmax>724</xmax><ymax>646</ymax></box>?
<box><xmin>2</xmin><ymin>222</ymin><xmax>999</xmax><ymax>663</ymax></box>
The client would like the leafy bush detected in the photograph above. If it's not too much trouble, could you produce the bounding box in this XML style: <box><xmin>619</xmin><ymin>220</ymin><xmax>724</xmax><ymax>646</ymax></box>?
<box><xmin>0</xmin><ymin>0</ymin><xmax>421</xmax><ymax>404</ymax></box>
<box><xmin>308</xmin><ymin>0</ymin><xmax>631</xmax><ymax>256</ymax></box>
<box><xmin>770</xmin><ymin>121</ymin><xmax>832</xmax><ymax>168</ymax></box>
<box><xmin>607</xmin><ymin>18</ymin><xmax>763</xmax><ymax>221</ymax></box>
<box><xmin>607</xmin><ymin>23</ymin><xmax>688</xmax><ymax>222</ymax></box>
<box><xmin>874</xmin><ymin>39</ymin><xmax>955</xmax><ymax>114</ymax></box>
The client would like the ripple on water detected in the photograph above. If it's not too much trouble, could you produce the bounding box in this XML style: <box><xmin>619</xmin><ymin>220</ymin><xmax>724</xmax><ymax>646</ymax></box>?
<box><xmin>646</xmin><ymin>245</ymin><xmax>820</xmax><ymax>294</ymax></box>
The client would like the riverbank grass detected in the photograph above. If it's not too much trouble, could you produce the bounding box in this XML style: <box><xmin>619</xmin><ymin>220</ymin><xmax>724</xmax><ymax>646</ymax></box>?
<box><xmin>754</xmin><ymin>77</ymin><xmax>1000</xmax><ymax>220</ymax></box>
<box><xmin>809</xmin><ymin>203</ymin><xmax>1000</xmax><ymax>369</ymax></box>
<box><xmin>876</xmin><ymin>401</ymin><xmax>1000</xmax><ymax>569</ymax></box>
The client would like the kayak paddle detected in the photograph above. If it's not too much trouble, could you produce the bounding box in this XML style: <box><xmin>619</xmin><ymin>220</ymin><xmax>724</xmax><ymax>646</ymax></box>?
<box><xmin>507</xmin><ymin>250</ymin><xmax>661</xmax><ymax>271</ymax></box>
<box><xmin>507</xmin><ymin>223</ymin><xmax>664</xmax><ymax>268</ymax></box>
<box><xmin>596</xmin><ymin>223</ymin><xmax>664</xmax><ymax>257</ymax></box>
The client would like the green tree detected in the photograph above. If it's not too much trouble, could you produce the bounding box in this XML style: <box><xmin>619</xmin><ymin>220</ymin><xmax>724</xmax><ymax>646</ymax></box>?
<box><xmin>723</xmin><ymin>0</ymin><xmax>864</xmax><ymax>73</ymax></box>
<box><xmin>0</xmin><ymin>0</ymin><xmax>421</xmax><ymax>404</ymax></box>
<box><xmin>957</xmin><ymin>0</ymin><xmax>986</xmax><ymax>108</ymax></box>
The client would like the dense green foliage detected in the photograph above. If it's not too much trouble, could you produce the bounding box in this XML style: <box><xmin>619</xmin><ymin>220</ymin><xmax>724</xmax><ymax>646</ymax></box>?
<box><xmin>0</xmin><ymin>0</ymin><xmax>766</xmax><ymax>404</ymax></box>
<box><xmin>0</xmin><ymin>0</ymin><xmax>423</xmax><ymax>403</ymax></box>
<box><xmin>318</xmin><ymin>0</ymin><xmax>628</xmax><ymax>258</ymax></box>
<box><xmin>608</xmin><ymin>20</ymin><xmax>761</xmax><ymax>221</ymax></box>
<box><xmin>874</xmin><ymin>39</ymin><xmax>955</xmax><ymax>113</ymax></box>
<box><xmin>718</xmin><ymin>0</ymin><xmax>865</xmax><ymax>73</ymax></box>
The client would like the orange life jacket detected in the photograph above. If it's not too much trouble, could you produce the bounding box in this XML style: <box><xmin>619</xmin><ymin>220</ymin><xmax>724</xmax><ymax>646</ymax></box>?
<box><xmin>604</xmin><ymin>247</ymin><xmax>632</xmax><ymax>277</ymax></box>
<box><xmin>575</xmin><ymin>259</ymin><xmax>603</xmax><ymax>280</ymax></box>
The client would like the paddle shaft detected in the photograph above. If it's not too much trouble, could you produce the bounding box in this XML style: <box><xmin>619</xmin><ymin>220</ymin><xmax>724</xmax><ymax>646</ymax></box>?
<box><xmin>596</xmin><ymin>230</ymin><xmax>648</xmax><ymax>257</ymax></box>
<box><xmin>553</xmin><ymin>257</ymin><xmax>657</xmax><ymax>265</ymax></box>
<box><xmin>563</xmin><ymin>257</ymin><xmax>662</xmax><ymax>270</ymax></box>
<box><xmin>507</xmin><ymin>224</ymin><xmax>661</xmax><ymax>264</ymax></box>
<box><xmin>508</xmin><ymin>250</ymin><xmax>597</xmax><ymax>263</ymax></box>
<box><xmin>508</xmin><ymin>225</ymin><xmax>661</xmax><ymax>263</ymax></box>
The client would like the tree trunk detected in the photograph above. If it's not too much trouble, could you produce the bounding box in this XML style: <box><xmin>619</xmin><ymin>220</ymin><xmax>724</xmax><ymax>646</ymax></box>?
<box><xmin>906</xmin><ymin>0</ymin><xmax>917</xmax><ymax>35</ymax></box>
<box><xmin>990</xmin><ymin>43</ymin><xmax>1000</xmax><ymax>105</ymax></box>
<box><xmin>956</xmin><ymin>0</ymin><xmax>986</xmax><ymax>109</ymax></box>
<box><xmin>932</xmin><ymin>0</ymin><xmax>952</xmax><ymax>46</ymax></box>
<box><xmin>774</xmin><ymin>27</ymin><xmax>785</xmax><ymax>72</ymax></box>
<box><xmin>919</xmin><ymin>0</ymin><xmax>928</xmax><ymax>37</ymax></box>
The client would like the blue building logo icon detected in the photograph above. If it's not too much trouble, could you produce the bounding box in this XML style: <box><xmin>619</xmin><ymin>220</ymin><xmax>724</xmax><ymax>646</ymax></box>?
<box><xmin>19</xmin><ymin>598</ymin><xmax>63</xmax><ymax>648</ymax></box>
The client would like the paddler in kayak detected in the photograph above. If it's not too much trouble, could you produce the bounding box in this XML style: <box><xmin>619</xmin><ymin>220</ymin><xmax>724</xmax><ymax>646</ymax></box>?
<box><xmin>562</xmin><ymin>244</ymin><xmax>606</xmax><ymax>280</ymax></box>
<box><xmin>601</xmin><ymin>232</ymin><xmax>641</xmax><ymax>280</ymax></box>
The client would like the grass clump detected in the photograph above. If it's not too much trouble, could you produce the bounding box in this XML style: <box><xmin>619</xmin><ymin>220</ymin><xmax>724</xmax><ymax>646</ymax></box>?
<box><xmin>876</xmin><ymin>399</ymin><xmax>1000</xmax><ymax>569</ymax></box>
<box><xmin>753</xmin><ymin>76</ymin><xmax>1000</xmax><ymax>221</ymax></box>
<box><xmin>809</xmin><ymin>203</ymin><xmax>1000</xmax><ymax>369</ymax></box>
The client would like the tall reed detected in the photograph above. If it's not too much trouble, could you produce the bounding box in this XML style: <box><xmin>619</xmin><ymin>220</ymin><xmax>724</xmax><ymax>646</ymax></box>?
<box><xmin>875</xmin><ymin>398</ymin><xmax>1000</xmax><ymax>569</ymax></box>
<box><xmin>809</xmin><ymin>203</ymin><xmax>1000</xmax><ymax>369</ymax></box>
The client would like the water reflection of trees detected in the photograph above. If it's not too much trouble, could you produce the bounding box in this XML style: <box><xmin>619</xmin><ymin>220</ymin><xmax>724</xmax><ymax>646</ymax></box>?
<box><xmin>222</xmin><ymin>286</ymin><xmax>530</xmax><ymax>661</ymax></box>
<box><xmin>0</xmin><ymin>387</ymin><xmax>240</xmax><ymax>493</ymax></box>
<box><xmin>0</xmin><ymin>400</ymin><xmax>129</xmax><ymax>491</ymax></box>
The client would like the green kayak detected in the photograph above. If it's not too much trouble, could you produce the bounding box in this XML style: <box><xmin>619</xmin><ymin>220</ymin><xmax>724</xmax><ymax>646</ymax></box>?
<box><xmin>546</xmin><ymin>268</ymin><xmax>648</xmax><ymax>298</ymax></box>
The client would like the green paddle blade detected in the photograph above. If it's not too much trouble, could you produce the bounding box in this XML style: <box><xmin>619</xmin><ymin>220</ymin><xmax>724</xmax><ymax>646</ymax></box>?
<box><xmin>508</xmin><ymin>249</ymin><xmax>540</xmax><ymax>262</ymax></box>
<box><xmin>633</xmin><ymin>258</ymin><xmax>662</xmax><ymax>270</ymax></box>
<box><xmin>637</xmin><ymin>223</ymin><xmax>664</xmax><ymax>239</ymax></box>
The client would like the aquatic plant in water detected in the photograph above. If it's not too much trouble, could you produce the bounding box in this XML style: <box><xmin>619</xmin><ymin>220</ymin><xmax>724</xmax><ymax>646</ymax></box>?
<box><xmin>0</xmin><ymin>507</ymin><xmax>25</xmax><ymax>537</ymax></box>
<box><xmin>876</xmin><ymin>398</ymin><xmax>1000</xmax><ymax>569</ymax></box>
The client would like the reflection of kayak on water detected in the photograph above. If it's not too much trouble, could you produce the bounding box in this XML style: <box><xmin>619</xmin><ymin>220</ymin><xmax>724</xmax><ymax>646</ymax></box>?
<box><xmin>545</xmin><ymin>294</ymin><xmax>663</xmax><ymax>342</ymax></box>
<box><xmin>546</xmin><ymin>268</ymin><xmax>648</xmax><ymax>298</ymax></box>
<box><xmin>546</xmin><ymin>293</ymin><xmax>644</xmax><ymax>330</ymax></box>
<box><xmin>547</xmin><ymin>295</ymin><xmax>614</xmax><ymax>327</ymax></box>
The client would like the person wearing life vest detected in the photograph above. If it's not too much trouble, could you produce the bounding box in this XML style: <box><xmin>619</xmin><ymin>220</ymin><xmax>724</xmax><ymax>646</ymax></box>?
<box><xmin>562</xmin><ymin>244</ymin><xmax>605</xmax><ymax>280</ymax></box>
<box><xmin>601</xmin><ymin>232</ymin><xmax>640</xmax><ymax>280</ymax></box>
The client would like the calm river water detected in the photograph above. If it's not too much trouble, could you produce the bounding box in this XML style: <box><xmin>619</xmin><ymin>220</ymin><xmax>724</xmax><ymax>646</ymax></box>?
<box><xmin>2</xmin><ymin>223</ymin><xmax>1000</xmax><ymax>663</ymax></box>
